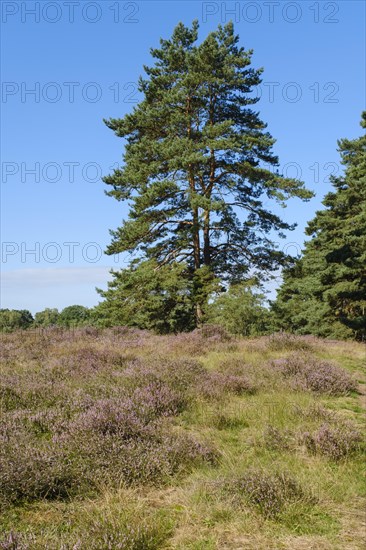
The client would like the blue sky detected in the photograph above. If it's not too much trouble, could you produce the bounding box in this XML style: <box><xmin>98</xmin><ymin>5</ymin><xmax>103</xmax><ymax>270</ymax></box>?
<box><xmin>1</xmin><ymin>0</ymin><xmax>365</xmax><ymax>313</ymax></box>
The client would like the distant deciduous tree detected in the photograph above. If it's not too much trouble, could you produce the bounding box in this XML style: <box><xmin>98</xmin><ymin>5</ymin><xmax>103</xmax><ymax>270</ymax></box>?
<box><xmin>0</xmin><ymin>309</ymin><xmax>34</xmax><ymax>332</ymax></box>
<box><xmin>206</xmin><ymin>281</ymin><xmax>271</xmax><ymax>336</ymax></box>
<box><xmin>58</xmin><ymin>305</ymin><xmax>91</xmax><ymax>328</ymax></box>
<box><xmin>34</xmin><ymin>308</ymin><xmax>60</xmax><ymax>327</ymax></box>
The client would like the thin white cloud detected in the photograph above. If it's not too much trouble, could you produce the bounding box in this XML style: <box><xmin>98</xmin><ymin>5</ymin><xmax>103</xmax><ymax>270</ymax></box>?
<box><xmin>0</xmin><ymin>266</ymin><xmax>118</xmax><ymax>312</ymax></box>
<box><xmin>1</xmin><ymin>266</ymin><xmax>113</xmax><ymax>287</ymax></box>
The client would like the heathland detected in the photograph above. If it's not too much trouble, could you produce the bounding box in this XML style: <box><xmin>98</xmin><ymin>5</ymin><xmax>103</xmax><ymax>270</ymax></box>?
<box><xmin>0</xmin><ymin>327</ymin><xmax>365</xmax><ymax>549</ymax></box>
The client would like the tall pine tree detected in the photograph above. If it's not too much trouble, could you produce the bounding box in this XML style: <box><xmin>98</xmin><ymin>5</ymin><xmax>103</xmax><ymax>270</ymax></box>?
<box><xmin>101</xmin><ymin>21</ymin><xmax>312</xmax><ymax>325</ymax></box>
<box><xmin>274</xmin><ymin>112</ymin><xmax>366</xmax><ymax>340</ymax></box>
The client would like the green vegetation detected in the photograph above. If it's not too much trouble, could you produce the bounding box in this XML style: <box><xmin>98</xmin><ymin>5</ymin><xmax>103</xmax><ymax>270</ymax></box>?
<box><xmin>96</xmin><ymin>260</ymin><xmax>195</xmax><ymax>333</ymax></box>
<box><xmin>206</xmin><ymin>281</ymin><xmax>271</xmax><ymax>336</ymax></box>
<box><xmin>0</xmin><ymin>309</ymin><xmax>33</xmax><ymax>332</ymax></box>
<box><xmin>33</xmin><ymin>308</ymin><xmax>60</xmax><ymax>327</ymax></box>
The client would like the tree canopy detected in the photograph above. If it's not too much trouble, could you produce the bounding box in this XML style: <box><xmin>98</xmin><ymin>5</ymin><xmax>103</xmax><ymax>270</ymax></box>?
<box><xmin>206</xmin><ymin>281</ymin><xmax>271</xmax><ymax>336</ymax></box>
<box><xmin>33</xmin><ymin>308</ymin><xmax>60</xmax><ymax>327</ymax></box>
<box><xmin>58</xmin><ymin>305</ymin><xmax>91</xmax><ymax>328</ymax></box>
<box><xmin>0</xmin><ymin>309</ymin><xmax>34</xmax><ymax>332</ymax></box>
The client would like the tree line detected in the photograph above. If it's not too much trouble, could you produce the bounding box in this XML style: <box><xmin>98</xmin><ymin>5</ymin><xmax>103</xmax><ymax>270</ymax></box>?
<box><xmin>0</xmin><ymin>306</ymin><xmax>92</xmax><ymax>332</ymax></box>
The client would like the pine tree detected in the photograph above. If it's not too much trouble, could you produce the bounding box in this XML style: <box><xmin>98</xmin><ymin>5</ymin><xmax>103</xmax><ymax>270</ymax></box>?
<box><xmin>102</xmin><ymin>21</ymin><xmax>312</xmax><ymax>325</ymax></box>
<box><xmin>274</xmin><ymin>112</ymin><xmax>366</xmax><ymax>340</ymax></box>
<box><xmin>96</xmin><ymin>260</ymin><xmax>196</xmax><ymax>333</ymax></box>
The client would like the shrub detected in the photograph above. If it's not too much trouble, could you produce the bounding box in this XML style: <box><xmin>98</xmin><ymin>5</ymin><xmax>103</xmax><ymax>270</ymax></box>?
<box><xmin>227</xmin><ymin>470</ymin><xmax>311</xmax><ymax>518</ymax></box>
<box><xmin>0</xmin><ymin>309</ymin><xmax>33</xmax><ymax>333</ymax></box>
<box><xmin>0</xmin><ymin>378</ymin><xmax>68</xmax><ymax>410</ymax></box>
<box><xmin>58</xmin><ymin>305</ymin><xmax>91</xmax><ymax>328</ymax></box>
<box><xmin>1</xmin><ymin>402</ymin><xmax>216</xmax><ymax>507</ymax></box>
<box><xmin>131</xmin><ymin>382</ymin><xmax>187</xmax><ymax>420</ymax></box>
<box><xmin>197</xmin><ymin>371</ymin><xmax>256</xmax><ymax>400</ymax></box>
<box><xmin>54</xmin><ymin>347</ymin><xmax>126</xmax><ymax>375</ymax></box>
<box><xmin>293</xmin><ymin>403</ymin><xmax>334</xmax><ymax>421</ymax></box>
<box><xmin>262</xmin><ymin>333</ymin><xmax>317</xmax><ymax>352</ymax></box>
<box><xmin>0</xmin><ymin>441</ymin><xmax>77</xmax><ymax>505</ymax></box>
<box><xmin>58</xmin><ymin>427</ymin><xmax>217</xmax><ymax>488</ymax></box>
<box><xmin>206</xmin><ymin>283</ymin><xmax>271</xmax><ymax>336</ymax></box>
<box><xmin>0</xmin><ymin>532</ymin><xmax>33</xmax><ymax>550</ymax></box>
<box><xmin>272</xmin><ymin>354</ymin><xmax>356</xmax><ymax>395</ymax></box>
<box><xmin>262</xmin><ymin>425</ymin><xmax>291</xmax><ymax>451</ymax></box>
<box><xmin>303</xmin><ymin>422</ymin><xmax>362</xmax><ymax>460</ymax></box>
<box><xmin>73</xmin><ymin>397</ymin><xmax>152</xmax><ymax>439</ymax></box>
<box><xmin>72</xmin><ymin>382</ymin><xmax>185</xmax><ymax>437</ymax></box>
<box><xmin>121</xmin><ymin>357</ymin><xmax>206</xmax><ymax>394</ymax></box>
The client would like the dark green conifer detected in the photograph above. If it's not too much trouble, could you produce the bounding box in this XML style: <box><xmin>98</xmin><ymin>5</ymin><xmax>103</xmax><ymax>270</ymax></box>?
<box><xmin>274</xmin><ymin>113</ymin><xmax>366</xmax><ymax>340</ymax></box>
<box><xmin>102</xmin><ymin>21</ymin><xmax>312</xmax><ymax>326</ymax></box>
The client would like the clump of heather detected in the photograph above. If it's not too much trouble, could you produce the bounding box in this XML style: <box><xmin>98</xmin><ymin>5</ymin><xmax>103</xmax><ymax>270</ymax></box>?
<box><xmin>293</xmin><ymin>402</ymin><xmax>334</xmax><ymax>422</ymax></box>
<box><xmin>131</xmin><ymin>381</ymin><xmax>187</xmax><ymax>420</ymax></box>
<box><xmin>0</xmin><ymin>376</ymin><xmax>69</xmax><ymax>411</ymax></box>
<box><xmin>303</xmin><ymin>422</ymin><xmax>363</xmax><ymax>460</ymax></box>
<box><xmin>1</xmin><ymin>401</ymin><xmax>216</xmax><ymax>507</ymax></box>
<box><xmin>197</xmin><ymin>371</ymin><xmax>256</xmax><ymax>400</ymax></box>
<box><xmin>121</xmin><ymin>357</ymin><xmax>206</xmax><ymax>394</ymax></box>
<box><xmin>51</xmin><ymin>379</ymin><xmax>216</xmax><ymax>489</ymax></box>
<box><xmin>160</xmin><ymin>325</ymin><xmax>233</xmax><ymax>356</ymax></box>
<box><xmin>251</xmin><ymin>333</ymin><xmax>318</xmax><ymax>353</ymax></box>
<box><xmin>99</xmin><ymin>326</ymin><xmax>152</xmax><ymax>351</ymax></box>
<box><xmin>227</xmin><ymin>470</ymin><xmax>312</xmax><ymax>518</ymax></box>
<box><xmin>0</xmin><ymin>531</ymin><xmax>33</xmax><ymax>550</ymax></box>
<box><xmin>120</xmin><ymin>419</ymin><xmax>215</xmax><ymax>483</ymax></box>
<box><xmin>57</xmin><ymin>427</ymin><xmax>216</xmax><ymax>488</ymax></box>
<box><xmin>0</xmin><ymin>438</ymin><xmax>78</xmax><ymax>505</ymax></box>
<box><xmin>272</xmin><ymin>354</ymin><xmax>356</xmax><ymax>395</ymax></box>
<box><xmin>70</xmin><ymin>381</ymin><xmax>184</xmax><ymax>437</ymax></box>
<box><xmin>53</xmin><ymin>346</ymin><xmax>126</xmax><ymax>375</ymax></box>
<box><xmin>262</xmin><ymin>425</ymin><xmax>292</xmax><ymax>452</ymax></box>
<box><xmin>72</xmin><ymin>397</ymin><xmax>152</xmax><ymax>438</ymax></box>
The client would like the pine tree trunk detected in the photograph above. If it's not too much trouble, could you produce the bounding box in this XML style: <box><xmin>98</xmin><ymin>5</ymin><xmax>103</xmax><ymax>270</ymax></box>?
<box><xmin>196</xmin><ymin>303</ymin><xmax>203</xmax><ymax>326</ymax></box>
<box><xmin>193</xmin><ymin>206</ymin><xmax>201</xmax><ymax>270</ymax></box>
<box><xmin>187</xmin><ymin>95</ymin><xmax>203</xmax><ymax>326</ymax></box>
<box><xmin>193</xmin><ymin>205</ymin><xmax>203</xmax><ymax>326</ymax></box>
<box><xmin>203</xmin><ymin>210</ymin><xmax>210</xmax><ymax>266</ymax></box>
